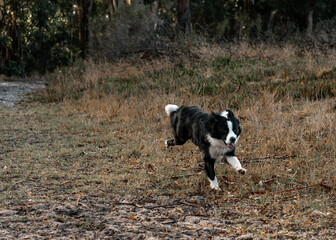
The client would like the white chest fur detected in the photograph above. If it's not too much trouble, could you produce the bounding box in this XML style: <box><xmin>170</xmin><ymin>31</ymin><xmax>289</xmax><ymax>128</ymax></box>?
<box><xmin>206</xmin><ymin>135</ymin><xmax>230</xmax><ymax>160</ymax></box>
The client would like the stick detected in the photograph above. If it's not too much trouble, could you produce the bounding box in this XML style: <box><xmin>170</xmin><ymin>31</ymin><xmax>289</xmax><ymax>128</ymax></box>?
<box><xmin>170</xmin><ymin>173</ymin><xmax>201</xmax><ymax>179</ymax></box>
<box><xmin>249</xmin><ymin>182</ymin><xmax>334</xmax><ymax>196</ymax></box>
<box><xmin>243</xmin><ymin>154</ymin><xmax>296</xmax><ymax>162</ymax></box>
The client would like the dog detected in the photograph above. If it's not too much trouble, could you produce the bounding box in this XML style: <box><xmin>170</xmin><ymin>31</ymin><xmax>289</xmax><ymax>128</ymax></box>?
<box><xmin>165</xmin><ymin>104</ymin><xmax>246</xmax><ymax>190</ymax></box>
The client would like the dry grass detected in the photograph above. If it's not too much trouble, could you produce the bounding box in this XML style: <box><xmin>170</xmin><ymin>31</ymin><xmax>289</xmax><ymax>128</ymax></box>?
<box><xmin>40</xmin><ymin>42</ymin><xmax>336</xmax><ymax>197</ymax></box>
<box><xmin>57</xmin><ymin>89</ymin><xmax>336</xmax><ymax>196</ymax></box>
<box><xmin>1</xmin><ymin>43</ymin><xmax>335</xmax><ymax>237</ymax></box>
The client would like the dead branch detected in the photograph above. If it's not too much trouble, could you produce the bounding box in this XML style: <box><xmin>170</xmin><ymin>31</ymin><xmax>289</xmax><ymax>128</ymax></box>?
<box><xmin>243</xmin><ymin>154</ymin><xmax>297</xmax><ymax>163</ymax></box>
<box><xmin>170</xmin><ymin>172</ymin><xmax>201</xmax><ymax>179</ymax></box>
<box><xmin>249</xmin><ymin>182</ymin><xmax>334</xmax><ymax>196</ymax></box>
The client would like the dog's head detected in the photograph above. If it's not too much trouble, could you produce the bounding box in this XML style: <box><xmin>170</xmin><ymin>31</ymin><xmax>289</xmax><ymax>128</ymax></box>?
<box><xmin>210</xmin><ymin>110</ymin><xmax>241</xmax><ymax>150</ymax></box>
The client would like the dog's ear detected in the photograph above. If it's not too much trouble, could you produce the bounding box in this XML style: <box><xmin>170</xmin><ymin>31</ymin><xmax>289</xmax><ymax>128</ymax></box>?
<box><xmin>223</xmin><ymin>110</ymin><xmax>235</xmax><ymax>119</ymax></box>
<box><xmin>210</xmin><ymin>112</ymin><xmax>220</xmax><ymax>120</ymax></box>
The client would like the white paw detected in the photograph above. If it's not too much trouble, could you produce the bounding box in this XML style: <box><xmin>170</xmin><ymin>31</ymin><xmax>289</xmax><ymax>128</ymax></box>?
<box><xmin>211</xmin><ymin>186</ymin><xmax>221</xmax><ymax>191</ymax></box>
<box><xmin>165</xmin><ymin>140</ymin><xmax>168</xmax><ymax>147</ymax></box>
<box><xmin>209</xmin><ymin>177</ymin><xmax>220</xmax><ymax>190</ymax></box>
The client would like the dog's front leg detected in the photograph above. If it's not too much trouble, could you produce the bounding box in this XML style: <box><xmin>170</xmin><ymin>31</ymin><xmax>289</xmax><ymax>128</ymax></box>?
<box><xmin>226</xmin><ymin>156</ymin><xmax>246</xmax><ymax>175</ymax></box>
<box><xmin>204</xmin><ymin>156</ymin><xmax>220</xmax><ymax>190</ymax></box>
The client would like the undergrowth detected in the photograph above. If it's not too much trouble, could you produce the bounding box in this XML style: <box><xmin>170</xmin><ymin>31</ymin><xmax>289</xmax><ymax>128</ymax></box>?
<box><xmin>44</xmin><ymin>43</ymin><xmax>336</xmax><ymax>109</ymax></box>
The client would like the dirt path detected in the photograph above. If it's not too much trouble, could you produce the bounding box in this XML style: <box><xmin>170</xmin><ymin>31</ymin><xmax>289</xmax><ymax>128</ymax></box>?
<box><xmin>1</xmin><ymin>192</ymin><xmax>331</xmax><ymax>239</ymax></box>
<box><xmin>0</xmin><ymin>78</ymin><xmax>45</xmax><ymax>107</ymax></box>
<box><xmin>0</xmin><ymin>194</ymin><xmax>263</xmax><ymax>239</ymax></box>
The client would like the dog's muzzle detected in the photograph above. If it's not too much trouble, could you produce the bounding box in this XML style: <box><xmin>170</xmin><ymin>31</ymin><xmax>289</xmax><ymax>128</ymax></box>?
<box><xmin>225</xmin><ymin>136</ymin><xmax>236</xmax><ymax>150</ymax></box>
<box><xmin>227</xmin><ymin>143</ymin><xmax>235</xmax><ymax>150</ymax></box>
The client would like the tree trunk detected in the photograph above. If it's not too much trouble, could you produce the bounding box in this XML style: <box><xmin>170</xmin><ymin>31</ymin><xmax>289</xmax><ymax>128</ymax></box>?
<box><xmin>306</xmin><ymin>9</ymin><xmax>313</xmax><ymax>35</ymax></box>
<box><xmin>176</xmin><ymin>0</ymin><xmax>191</xmax><ymax>35</ymax></box>
<box><xmin>106</xmin><ymin>0</ymin><xmax>115</xmax><ymax>16</ymax></box>
<box><xmin>151</xmin><ymin>1</ymin><xmax>159</xmax><ymax>31</ymax></box>
<box><xmin>79</xmin><ymin>0</ymin><xmax>92</xmax><ymax>59</ymax></box>
<box><xmin>112</xmin><ymin>0</ymin><xmax>117</xmax><ymax>12</ymax></box>
<box><xmin>266</xmin><ymin>9</ymin><xmax>277</xmax><ymax>37</ymax></box>
<box><xmin>306</xmin><ymin>0</ymin><xmax>317</xmax><ymax>36</ymax></box>
<box><xmin>18</xmin><ymin>1</ymin><xmax>25</xmax><ymax>77</ymax></box>
<box><xmin>6</xmin><ymin>1</ymin><xmax>21</xmax><ymax>75</ymax></box>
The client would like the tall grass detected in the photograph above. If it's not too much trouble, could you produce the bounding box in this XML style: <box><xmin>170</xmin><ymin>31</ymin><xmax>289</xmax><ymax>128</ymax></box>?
<box><xmin>44</xmin><ymin>43</ymin><xmax>336</xmax><ymax>106</ymax></box>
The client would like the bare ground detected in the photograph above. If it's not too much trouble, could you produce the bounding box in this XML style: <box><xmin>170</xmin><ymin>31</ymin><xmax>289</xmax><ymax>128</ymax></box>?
<box><xmin>0</xmin><ymin>82</ymin><xmax>335</xmax><ymax>239</ymax></box>
<box><xmin>1</xmin><ymin>193</ymin><xmax>334</xmax><ymax>240</ymax></box>
<box><xmin>0</xmin><ymin>78</ymin><xmax>45</xmax><ymax>107</ymax></box>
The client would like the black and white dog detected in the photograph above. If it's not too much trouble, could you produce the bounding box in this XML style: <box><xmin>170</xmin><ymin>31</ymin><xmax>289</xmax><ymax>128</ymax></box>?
<box><xmin>165</xmin><ymin>104</ymin><xmax>246</xmax><ymax>190</ymax></box>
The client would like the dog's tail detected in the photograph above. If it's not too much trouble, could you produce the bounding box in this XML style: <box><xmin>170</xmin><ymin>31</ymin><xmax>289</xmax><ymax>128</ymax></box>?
<box><xmin>165</xmin><ymin>104</ymin><xmax>179</xmax><ymax>116</ymax></box>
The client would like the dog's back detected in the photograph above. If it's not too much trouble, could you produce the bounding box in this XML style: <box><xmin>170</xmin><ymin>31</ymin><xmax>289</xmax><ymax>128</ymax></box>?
<box><xmin>166</xmin><ymin>105</ymin><xmax>208</xmax><ymax>147</ymax></box>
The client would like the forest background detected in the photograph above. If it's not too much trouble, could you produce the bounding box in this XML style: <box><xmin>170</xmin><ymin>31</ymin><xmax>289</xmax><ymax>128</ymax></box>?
<box><xmin>1</xmin><ymin>0</ymin><xmax>336</xmax><ymax>77</ymax></box>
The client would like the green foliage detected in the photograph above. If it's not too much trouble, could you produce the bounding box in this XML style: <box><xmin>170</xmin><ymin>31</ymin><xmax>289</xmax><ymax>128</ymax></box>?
<box><xmin>0</xmin><ymin>0</ymin><xmax>78</xmax><ymax>76</ymax></box>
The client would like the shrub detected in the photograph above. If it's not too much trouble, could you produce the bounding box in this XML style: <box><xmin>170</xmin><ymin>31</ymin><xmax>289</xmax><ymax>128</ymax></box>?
<box><xmin>89</xmin><ymin>6</ymin><xmax>163</xmax><ymax>59</ymax></box>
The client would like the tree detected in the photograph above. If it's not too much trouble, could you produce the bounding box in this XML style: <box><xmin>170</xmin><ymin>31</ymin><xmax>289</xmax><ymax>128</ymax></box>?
<box><xmin>306</xmin><ymin>0</ymin><xmax>318</xmax><ymax>35</ymax></box>
<box><xmin>79</xmin><ymin>0</ymin><xmax>93</xmax><ymax>59</ymax></box>
<box><xmin>177</xmin><ymin>0</ymin><xmax>191</xmax><ymax>34</ymax></box>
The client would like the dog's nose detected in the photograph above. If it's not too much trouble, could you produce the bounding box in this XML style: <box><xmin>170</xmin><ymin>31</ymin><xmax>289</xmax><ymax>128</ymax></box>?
<box><xmin>229</xmin><ymin>137</ymin><xmax>236</xmax><ymax>143</ymax></box>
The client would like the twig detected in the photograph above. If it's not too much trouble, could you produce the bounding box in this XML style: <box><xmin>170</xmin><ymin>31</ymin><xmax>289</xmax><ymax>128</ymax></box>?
<box><xmin>146</xmin><ymin>202</ymin><xmax>183</xmax><ymax>209</ymax></box>
<box><xmin>177</xmin><ymin>200</ymin><xmax>199</xmax><ymax>207</ymax></box>
<box><xmin>76</xmin><ymin>194</ymin><xmax>81</xmax><ymax>206</ymax></box>
<box><xmin>243</xmin><ymin>154</ymin><xmax>296</xmax><ymax>163</ymax></box>
<box><xmin>161</xmin><ymin>220</ymin><xmax>177</xmax><ymax>225</ymax></box>
<box><xmin>115</xmin><ymin>202</ymin><xmax>138</xmax><ymax>207</ymax></box>
<box><xmin>115</xmin><ymin>199</ymin><xmax>199</xmax><ymax>210</ymax></box>
<box><xmin>319</xmin><ymin>183</ymin><xmax>335</xmax><ymax>191</ymax></box>
<box><xmin>170</xmin><ymin>172</ymin><xmax>201</xmax><ymax>179</ymax></box>
<box><xmin>249</xmin><ymin>182</ymin><xmax>334</xmax><ymax>196</ymax></box>
<box><xmin>114</xmin><ymin>201</ymin><xmax>179</xmax><ymax>209</ymax></box>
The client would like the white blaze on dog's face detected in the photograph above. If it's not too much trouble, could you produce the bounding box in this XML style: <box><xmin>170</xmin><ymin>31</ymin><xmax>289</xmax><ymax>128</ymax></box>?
<box><xmin>225</xmin><ymin>120</ymin><xmax>237</xmax><ymax>149</ymax></box>
<box><xmin>221</xmin><ymin>111</ymin><xmax>241</xmax><ymax>150</ymax></box>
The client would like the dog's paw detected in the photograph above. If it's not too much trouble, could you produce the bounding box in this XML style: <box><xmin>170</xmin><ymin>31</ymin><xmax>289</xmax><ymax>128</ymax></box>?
<box><xmin>210</xmin><ymin>186</ymin><xmax>221</xmax><ymax>191</ymax></box>
<box><xmin>237</xmin><ymin>168</ymin><xmax>247</xmax><ymax>175</ymax></box>
<box><xmin>165</xmin><ymin>139</ymin><xmax>175</xmax><ymax>148</ymax></box>
<box><xmin>209</xmin><ymin>177</ymin><xmax>220</xmax><ymax>190</ymax></box>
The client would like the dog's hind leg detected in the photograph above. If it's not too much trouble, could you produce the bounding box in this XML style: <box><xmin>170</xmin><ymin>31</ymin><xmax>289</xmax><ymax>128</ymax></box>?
<box><xmin>165</xmin><ymin>135</ymin><xmax>188</xmax><ymax>147</ymax></box>
<box><xmin>165</xmin><ymin>138</ymin><xmax>188</xmax><ymax>147</ymax></box>
<box><xmin>204</xmin><ymin>156</ymin><xmax>220</xmax><ymax>190</ymax></box>
<box><xmin>165</xmin><ymin>139</ymin><xmax>175</xmax><ymax>147</ymax></box>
